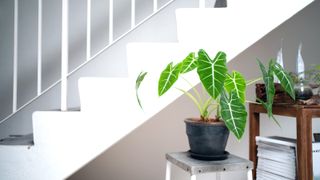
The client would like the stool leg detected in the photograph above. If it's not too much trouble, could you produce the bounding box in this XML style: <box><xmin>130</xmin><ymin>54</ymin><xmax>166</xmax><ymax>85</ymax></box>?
<box><xmin>247</xmin><ymin>169</ymin><xmax>253</xmax><ymax>180</ymax></box>
<box><xmin>165</xmin><ymin>161</ymin><xmax>172</xmax><ymax>180</ymax></box>
<box><xmin>191</xmin><ymin>175</ymin><xmax>196</xmax><ymax>180</ymax></box>
<box><xmin>216</xmin><ymin>172</ymin><xmax>221</xmax><ymax>180</ymax></box>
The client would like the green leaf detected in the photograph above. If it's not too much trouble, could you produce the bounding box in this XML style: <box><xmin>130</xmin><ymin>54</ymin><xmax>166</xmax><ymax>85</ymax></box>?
<box><xmin>272</xmin><ymin>62</ymin><xmax>296</xmax><ymax>100</ymax></box>
<box><xmin>176</xmin><ymin>88</ymin><xmax>202</xmax><ymax>117</ymax></box>
<box><xmin>267</xmin><ymin>60</ymin><xmax>275</xmax><ymax>107</ymax></box>
<box><xmin>158</xmin><ymin>62</ymin><xmax>182</xmax><ymax>96</ymax></box>
<box><xmin>224</xmin><ymin>71</ymin><xmax>246</xmax><ymax>103</ymax></box>
<box><xmin>197</xmin><ymin>49</ymin><xmax>227</xmax><ymax>99</ymax></box>
<box><xmin>180</xmin><ymin>52</ymin><xmax>197</xmax><ymax>74</ymax></box>
<box><xmin>220</xmin><ymin>90</ymin><xmax>247</xmax><ymax>140</ymax></box>
<box><xmin>257</xmin><ymin>59</ymin><xmax>275</xmax><ymax>118</ymax></box>
<box><xmin>256</xmin><ymin>98</ymin><xmax>281</xmax><ymax>127</ymax></box>
<box><xmin>135</xmin><ymin>71</ymin><xmax>148</xmax><ymax>109</ymax></box>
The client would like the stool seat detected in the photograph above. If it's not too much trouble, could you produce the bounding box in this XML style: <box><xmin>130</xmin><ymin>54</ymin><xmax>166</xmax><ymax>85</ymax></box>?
<box><xmin>165</xmin><ymin>152</ymin><xmax>253</xmax><ymax>180</ymax></box>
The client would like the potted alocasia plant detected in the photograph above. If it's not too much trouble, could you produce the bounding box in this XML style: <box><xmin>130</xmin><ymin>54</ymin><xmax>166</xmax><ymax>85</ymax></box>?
<box><xmin>136</xmin><ymin>49</ymin><xmax>295</xmax><ymax>160</ymax></box>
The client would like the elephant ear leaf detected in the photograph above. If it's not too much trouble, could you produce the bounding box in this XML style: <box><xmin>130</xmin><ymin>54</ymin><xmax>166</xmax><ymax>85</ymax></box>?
<box><xmin>158</xmin><ymin>62</ymin><xmax>182</xmax><ymax>96</ymax></box>
<box><xmin>135</xmin><ymin>71</ymin><xmax>148</xmax><ymax>109</ymax></box>
<box><xmin>272</xmin><ymin>62</ymin><xmax>296</xmax><ymax>100</ymax></box>
<box><xmin>256</xmin><ymin>98</ymin><xmax>281</xmax><ymax>127</ymax></box>
<box><xmin>224</xmin><ymin>71</ymin><xmax>246</xmax><ymax>103</ymax></box>
<box><xmin>257</xmin><ymin>59</ymin><xmax>275</xmax><ymax>118</ymax></box>
<box><xmin>220</xmin><ymin>90</ymin><xmax>247</xmax><ymax>140</ymax></box>
<box><xmin>197</xmin><ymin>49</ymin><xmax>227</xmax><ymax>99</ymax></box>
<box><xmin>180</xmin><ymin>52</ymin><xmax>197</xmax><ymax>74</ymax></box>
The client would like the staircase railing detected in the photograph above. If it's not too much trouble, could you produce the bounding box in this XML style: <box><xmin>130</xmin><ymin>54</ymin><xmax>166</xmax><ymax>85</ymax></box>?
<box><xmin>0</xmin><ymin>0</ymin><xmax>207</xmax><ymax>125</ymax></box>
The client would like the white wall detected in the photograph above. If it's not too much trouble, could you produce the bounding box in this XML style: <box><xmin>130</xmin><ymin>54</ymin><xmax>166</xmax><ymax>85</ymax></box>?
<box><xmin>68</xmin><ymin>1</ymin><xmax>320</xmax><ymax>180</ymax></box>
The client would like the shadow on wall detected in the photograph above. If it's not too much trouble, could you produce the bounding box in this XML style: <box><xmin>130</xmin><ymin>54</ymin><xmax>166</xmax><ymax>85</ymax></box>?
<box><xmin>68</xmin><ymin>87</ymin><xmax>197</xmax><ymax>180</ymax></box>
<box><xmin>68</xmin><ymin>79</ymin><xmax>251</xmax><ymax>180</ymax></box>
<box><xmin>68</xmin><ymin>1</ymin><xmax>320</xmax><ymax>180</ymax></box>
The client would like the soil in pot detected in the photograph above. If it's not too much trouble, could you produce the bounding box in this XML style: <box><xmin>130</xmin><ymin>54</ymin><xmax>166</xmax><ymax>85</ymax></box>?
<box><xmin>185</xmin><ymin>118</ymin><xmax>229</xmax><ymax>161</ymax></box>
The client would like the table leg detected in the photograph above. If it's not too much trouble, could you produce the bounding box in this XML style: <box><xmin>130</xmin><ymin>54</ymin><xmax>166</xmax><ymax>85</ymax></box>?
<box><xmin>216</xmin><ymin>172</ymin><xmax>221</xmax><ymax>180</ymax></box>
<box><xmin>249</xmin><ymin>104</ymin><xmax>260</xmax><ymax>179</ymax></box>
<box><xmin>165</xmin><ymin>161</ymin><xmax>172</xmax><ymax>180</ymax></box>
<box><xmin>296</xmin><ymin>108</ymin><xmax>313</xmax><ymax>180</ymax></box>
<box><xmin>247</xmin><ymin>169</ymin><xmax>253</xmax><ymax>180</ymax></box>
<box><xmin>190</xmin><ymin>175</ymin><xmax>196</xmax><ymax>180</ymax></box>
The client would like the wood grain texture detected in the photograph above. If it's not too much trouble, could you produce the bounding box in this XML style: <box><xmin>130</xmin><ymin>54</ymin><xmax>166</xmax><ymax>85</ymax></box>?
<box><xmin>249</xmin><ymin>103</ymin><xmax>260</xmax><ymax>179</ymax></box>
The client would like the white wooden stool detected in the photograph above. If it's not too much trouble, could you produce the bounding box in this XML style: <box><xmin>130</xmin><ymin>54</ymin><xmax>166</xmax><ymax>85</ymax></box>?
<box><xmin>165</xmin><ymin>152</ymin><xmax>253</xmax><ymax>180</ymax></box>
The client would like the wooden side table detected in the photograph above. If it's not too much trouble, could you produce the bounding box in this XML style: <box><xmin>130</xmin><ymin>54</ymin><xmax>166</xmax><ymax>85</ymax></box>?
<box><xmin>165</xmin><ymin>152</ymin><xmax>253</xmax><ymax>180</ymax></box>
<box><xmin>249</xmin><ymin>102</ymin><xmax>320</xmax><ymax>180</ymax></box>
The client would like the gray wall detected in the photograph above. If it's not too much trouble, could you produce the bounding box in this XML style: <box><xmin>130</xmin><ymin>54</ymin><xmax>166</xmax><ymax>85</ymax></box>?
<box><xmin>0</xmin><ymin>0</ymin><xmax>14</xmax><ymax>120</ymax></box>
<box><xmin>17</xmin><ymin>0</ymin><xmax>38</xmax><ymax>108</ymax></box>
<box><xmin>68</xmin><ymin>1</ymin><xmax>320</xmax><ymax>180</ymax></box>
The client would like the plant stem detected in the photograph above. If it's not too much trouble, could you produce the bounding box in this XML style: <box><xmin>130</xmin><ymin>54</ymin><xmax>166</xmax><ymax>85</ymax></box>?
<box><xmin>246</xmin><ymin>100</ymin><xmax>258</xmax><ymax>104</ymax></box>
<box><xmin>202</xmin><ymin>97</ymin><xmax>213</xmax><ymax>116</ymax></box>
<box><xmin>216</xmin><ymin>98</ymin><xmax>220</xmax><ymax>118</ymax></box>
<box><xmin>175</xmin><ymin>87</ymin><xmax>203</xmax><ymax>116</ymax></box>
<box><xmin>207</xmin><ymin>103</ymin><xmax>218</xmax><ymax>117</ymax></box>
<box><xmin>246</xmin><ymin>77</ymin><xmax>263</xmax><ymax>86</ymax></box>
<box><xmin>180</xmin><ymin>76</ymin><xmax>203</xmax><ymax>105</ymax></box>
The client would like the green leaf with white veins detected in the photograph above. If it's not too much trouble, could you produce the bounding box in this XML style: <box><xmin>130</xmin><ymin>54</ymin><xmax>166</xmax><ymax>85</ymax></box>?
<box><xmin>197</xmin><ymin>50</ymin><xmax>227</xmax><ymax>99</ymax></box>
<box><xmin>220</xmin><ymin>90</ymin><xmax>247</xmax><ymax>140</ymax></box>
<box><xmin>180</xmin><ymin>52</ymin><xmax>197</xmax><ymax>73</ymax></box>
<box><xmin>224</xmin><ymin>71</ymin><xmax>246</xmax><ymax>103</ymax></box>
<box><xmin>158</xmin><ymin>62</ymin><xmax>182</xmax><ymax>96</ymax></box>
<box><xmin>135</xmin><ymin>71</ymin><xmax>148</xmax><ymax>109</ymax></box>
<box><xmin>272</xmin><ymin>62</ymin><xmax>296</xmax><ymax>100</ymax></box>
<box><xmin>257</xmin><ymin>59</ymin><xmax>275</xmax><ymax>118</ymax></box>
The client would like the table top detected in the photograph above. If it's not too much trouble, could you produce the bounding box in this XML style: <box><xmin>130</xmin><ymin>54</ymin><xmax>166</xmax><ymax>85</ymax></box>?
<box><xmin>250</xmin><ymin>102</ymin><xmax>320</xmax><ymax>109</ymax></box>
<box><xmin>166</xmin><ymin>152</ymin><xmax>253</xmax><ymax>175</ymax></box>
<box><xmin>249</xmin><ymin>102</ymin><xmax>320</xmax><ymax>117</ymax></box>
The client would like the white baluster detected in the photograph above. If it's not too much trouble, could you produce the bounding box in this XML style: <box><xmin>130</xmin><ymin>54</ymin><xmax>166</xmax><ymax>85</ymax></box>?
<box><xmin>165</xmin><ymin>161</ymin><xmax>172</xmax><ymax>180</ymax></box>
<box><xmin>153</xmin><ymin>0</ymin><xmax>157</xmax><ymax>12</ymax></box>
<box><xmin>13</xmin><ymin>0</ymin><xmax>18</xmax><ymax>112</ymax></box>
<box><xmin>191</xmin><ymin>175</ymin><xmax>197</xmax><ymax>180</ymax></box>
<box><xmin>37</xmin><ymin>0</ymin><xmax>42</xmax><ymax>95</ymax></box>
<box><xmin>247</xmin><ymin>170</ymin><xmax>253</xmax><ymax>180</ymax></box>
<box><xmin>131</xmin><ymin>0</ymin><xmax>135</xmax><ymax>29</ymax></box>
<box><xmin>109</xmin><ymin>0</ymin><xmax>113</xmax><ymax>43</ymax></box>
<box><xmin>199</xmin><ymin>0</ymin><xmax>205</xmax><ymax>8</ymax></box>
<box><xmin>86</xmin><ymin>0</ymin><xmax>91</xmax><ymax>61</ymax></box>
<box><xmin>61</xmin><ymin>0</ymin><xmax>69</xmax><ymax>111</ymax></box>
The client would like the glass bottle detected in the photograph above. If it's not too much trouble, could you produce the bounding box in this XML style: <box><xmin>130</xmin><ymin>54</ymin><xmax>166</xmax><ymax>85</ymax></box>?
<box><xmin>294</xmin><ymin>80</ymin><xmax>313</xmax><ymax>100</ymax></box>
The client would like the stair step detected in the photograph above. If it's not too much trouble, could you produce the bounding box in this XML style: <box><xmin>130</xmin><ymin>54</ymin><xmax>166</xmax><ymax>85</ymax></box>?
<box><xmin>176</xmin><ymin>0</ymin><xmax>313</xmax><ymax>49</ymax></box>
<box><xmin>78</xmin><ymin>77</ymin><xmax>135</xmax><ymax>112</ymax></box>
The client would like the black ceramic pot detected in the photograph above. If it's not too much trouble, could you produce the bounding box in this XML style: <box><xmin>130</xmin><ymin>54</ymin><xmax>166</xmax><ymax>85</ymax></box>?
<box><xmin>185</xmin><ymin>119</ymin><xmax>229</xmax><ymax>160</ymax></box>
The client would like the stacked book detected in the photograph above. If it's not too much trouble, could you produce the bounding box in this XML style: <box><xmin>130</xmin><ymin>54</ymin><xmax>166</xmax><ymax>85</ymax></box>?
<box><xmin>256</xmin><ymin>136</ymin><xmax>297</xmax><ymax>180</ymax></box>
<box><xmin>256</xmin><ymin>136</ymin><xmax>320</xmax><ymax>180</ymax></box>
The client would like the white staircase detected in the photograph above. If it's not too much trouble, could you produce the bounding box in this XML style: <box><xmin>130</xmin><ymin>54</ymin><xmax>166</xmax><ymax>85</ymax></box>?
<box><xmin>0</xmin><ymin>0</ymin><xmax>314</xmax><ymax>179</ymax></box>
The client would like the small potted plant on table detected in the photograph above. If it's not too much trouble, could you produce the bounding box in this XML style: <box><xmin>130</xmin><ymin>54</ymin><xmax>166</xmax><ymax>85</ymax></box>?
<box><xmin>136</xmin><ymin>49</ymin><xmax>295</xmax><ymax>160</ymax></box>
<box><xmin>289</xmin><ymin>64</ymin><xmax>320</xmax><ymax>104</ymax></box>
